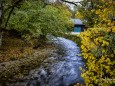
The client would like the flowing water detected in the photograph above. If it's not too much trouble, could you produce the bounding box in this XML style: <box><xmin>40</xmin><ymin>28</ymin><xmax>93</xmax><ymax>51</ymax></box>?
<box><xmin>27</xmin><ymin>37</ymin><xmax>85</xmax><ymax>86</ymax></box>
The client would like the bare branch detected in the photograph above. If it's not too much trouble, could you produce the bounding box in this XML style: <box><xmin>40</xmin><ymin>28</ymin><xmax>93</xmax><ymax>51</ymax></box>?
<box><xmin>60</xmin><ymin>0</ymin><xmax>81</xmax><ymax>6</ymax></box>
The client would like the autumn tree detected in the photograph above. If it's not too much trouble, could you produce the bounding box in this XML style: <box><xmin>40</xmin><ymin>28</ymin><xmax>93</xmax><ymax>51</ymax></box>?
<box><xmin>75</xmin><ymin>0</ymin><xmax>115</xmax><ymax>27</ymax></box>
<box><xmin>77</xmin><ymin>0</ymin><xmax>115</xmax><ymax>86</ymax></box>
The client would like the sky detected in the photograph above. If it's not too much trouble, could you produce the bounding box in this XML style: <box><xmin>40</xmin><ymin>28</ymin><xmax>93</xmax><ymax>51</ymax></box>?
<box><xmin>48</xmin><ymin>0</ymin><xmax>83</xmax><ymax>10</ymax></box>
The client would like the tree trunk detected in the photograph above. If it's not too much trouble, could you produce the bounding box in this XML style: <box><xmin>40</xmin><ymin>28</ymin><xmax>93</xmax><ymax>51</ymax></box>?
<box><xmin>0</xmin><ymin>0</ymin><xmax>23</xmax><ymax>46</ymax></box>
<box><xmin>0</xmin><ymin>0</ymin><xmax>5</xmax><ymax>46</ymax></box>
<box><xmin>0</xmin><ymin>0</ymin><xmax>5</xmax><ymax>28</ymax></box>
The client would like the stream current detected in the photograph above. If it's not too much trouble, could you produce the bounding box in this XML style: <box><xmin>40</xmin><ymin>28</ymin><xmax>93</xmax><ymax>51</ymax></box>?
<box><xmin>27</xmin><ymin>37</ymin><xmax>85</xmax><ymax>86</ymax></box>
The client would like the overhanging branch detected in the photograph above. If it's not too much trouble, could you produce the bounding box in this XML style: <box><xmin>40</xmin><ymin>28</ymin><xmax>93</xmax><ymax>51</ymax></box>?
<box><xmin>60</xmin><ymin>0</ymin><xmax>81</xmax><ymax>6</ymax></box>
<box><xmin>4</xmin><ymin>0</ymin><xmax>24</xmax><ymax>29</ymax></box>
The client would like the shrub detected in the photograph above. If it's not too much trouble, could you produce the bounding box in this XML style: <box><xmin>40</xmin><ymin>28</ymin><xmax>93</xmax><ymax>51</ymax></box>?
<box><xmin>80</xmin><ymin>27</ymin><xmax>115</xmax><ymax>86</ymax></box>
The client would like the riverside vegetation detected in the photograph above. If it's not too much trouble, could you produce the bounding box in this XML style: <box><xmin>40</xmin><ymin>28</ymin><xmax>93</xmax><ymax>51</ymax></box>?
<box><xmin>74</xmin><ymin>0</ymin><xmax>115</xmax><ymax>86</ymax></box>
<box><xmin>0</xmin><ymin>0</ymin><xmax>115</xmax><ymax>86</ymax></box>
<box><xmin>0</xmin><ymin>0</ymin><xmax>73</xmax><ymax>84</ymax></box>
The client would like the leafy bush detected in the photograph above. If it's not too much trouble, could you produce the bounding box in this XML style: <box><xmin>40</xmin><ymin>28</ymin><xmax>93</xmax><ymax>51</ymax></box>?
<box><xmin>75</xmin><ymin>0</ymin><xmax>115</xmax><ymax>28</ymax></box>
<box><xmin>8</xmin><ymin>1</ymin><xmax>42</xmax><ymax>40</ymax></box>
<box><xmin>7</xmin><ymin>1</ymin><xmax>73</xmax><ymax>40</ymax></box>
<box><xmin>80</xmin><ymin>27</ymin><xmax>115</xmax><ymax>86</ymax></box>
<box><xmin>37</xmin><ymin>5</ymin><xmax>73</xmax><ymax>36</ymax></box>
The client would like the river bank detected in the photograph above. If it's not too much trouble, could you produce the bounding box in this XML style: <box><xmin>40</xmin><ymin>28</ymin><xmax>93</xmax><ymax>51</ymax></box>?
<box><xmin>0</xmin><ymin>42</ymin><xmax>57</xmax><ymax>86</ymax></box>
<box><xmin>0</xmin><ymin>37</ymin><xmax>85</xmax><ymax>86</ymax></box>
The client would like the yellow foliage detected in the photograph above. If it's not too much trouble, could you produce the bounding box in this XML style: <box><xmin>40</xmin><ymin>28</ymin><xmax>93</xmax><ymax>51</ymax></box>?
<box><xmin>79</xmin><ymin>27</ymin><xmax>115</xmax><ymax>85</ymax></box>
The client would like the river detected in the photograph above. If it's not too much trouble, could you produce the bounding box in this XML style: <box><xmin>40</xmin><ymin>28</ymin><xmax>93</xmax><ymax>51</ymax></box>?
<box><xmin>27</xmin><ymin>37</ymin><xmax>85</xmax><ymax>86</ymax></box>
